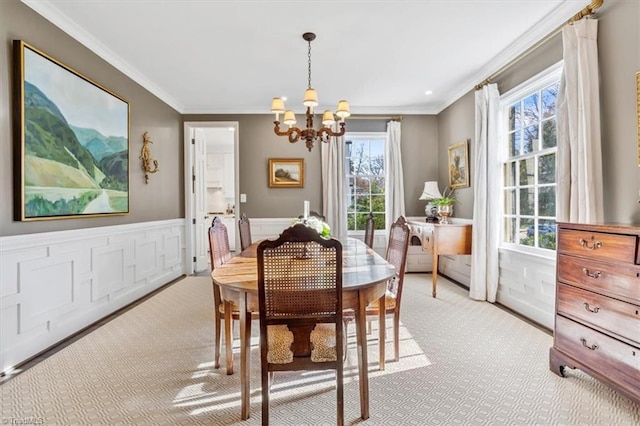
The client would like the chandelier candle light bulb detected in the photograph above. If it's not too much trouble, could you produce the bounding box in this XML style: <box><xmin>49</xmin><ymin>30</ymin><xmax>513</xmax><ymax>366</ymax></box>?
<box><xmin>271</xmin><ymin>32</ymin><xmax>350</xmax><ymax>151</ymax></box>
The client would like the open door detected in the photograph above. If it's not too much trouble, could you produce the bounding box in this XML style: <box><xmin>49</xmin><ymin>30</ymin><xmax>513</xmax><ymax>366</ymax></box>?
<box><xmin>193</xmin><ymin>128</ymin><xmax>209</xmax><ymax>272</ymax></box>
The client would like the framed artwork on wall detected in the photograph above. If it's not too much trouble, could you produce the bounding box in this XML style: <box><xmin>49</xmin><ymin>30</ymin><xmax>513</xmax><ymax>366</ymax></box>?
<box><xmin>636</xmin><ymin>71</ymin><xmax>639</xmax><ymax>167</ymax></box>
<box><xmin>13</xmin><ymin>40</ymin><xmax>130</xmax><ymax>221</ymax></box>
<box><xmin>268</xmin><ymin>158</ymin><xmax>304</xmax><ymax>188</ymax></box>
<box><xmin>448</xmin><ymin>140</ymin><xmax>470</xmax><ymax>189</ymax></box>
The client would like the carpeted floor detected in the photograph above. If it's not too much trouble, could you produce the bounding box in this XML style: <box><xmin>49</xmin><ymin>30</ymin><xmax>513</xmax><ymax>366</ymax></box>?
<box><xmin>1</xmin><ymin>274</ymin><xmax>639</xmax><ymax>425</ymax></box>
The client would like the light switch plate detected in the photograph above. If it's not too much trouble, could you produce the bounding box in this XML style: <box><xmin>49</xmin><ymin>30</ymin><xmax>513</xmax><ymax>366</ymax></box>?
<box><xmin>240</xmin><ymin>193</ymin><xmax>247</xmax><ymax>203</ymax></box>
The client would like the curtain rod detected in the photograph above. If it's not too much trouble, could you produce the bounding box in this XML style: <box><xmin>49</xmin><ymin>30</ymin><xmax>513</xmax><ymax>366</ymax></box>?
<box><xmin>474</xmin><ymin>0</ymin><xmax>604</xmax><ymax>90</ymax></box>
<box><xmin>347</xmin><ymin>115</ymin><xmax>402</xmax><ymax>121</ymax></box>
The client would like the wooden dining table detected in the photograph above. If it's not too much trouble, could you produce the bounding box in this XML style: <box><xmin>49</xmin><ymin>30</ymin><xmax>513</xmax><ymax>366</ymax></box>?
<box><xmin>211</xmin><ymin>237</ymin><xmax>396</xmax><ymax>420</ymax></box>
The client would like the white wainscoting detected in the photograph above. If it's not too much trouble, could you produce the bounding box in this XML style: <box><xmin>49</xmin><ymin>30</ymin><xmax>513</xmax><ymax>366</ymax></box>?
<box><xmin>0</xmin><ymin>219</ymin><xmax>185</xmax><ymax>374</ymax></box>
<box><xmin>496</xmin><ymin>248</ymin><xmax>556</xmax><ymax>330</ymax></box>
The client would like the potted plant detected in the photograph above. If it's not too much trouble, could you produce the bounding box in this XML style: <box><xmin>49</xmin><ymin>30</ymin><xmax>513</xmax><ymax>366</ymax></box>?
<box><xmin>431</xmin><ymin>188</ymin><xmax>456</xmax><ymax>224</ymax></box>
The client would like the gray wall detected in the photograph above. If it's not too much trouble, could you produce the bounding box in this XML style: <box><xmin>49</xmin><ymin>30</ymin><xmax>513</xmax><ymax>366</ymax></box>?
<box><xmin>436</xmin><ymin>0</ymin><xmax>640</xmax><ymax>224</ymax></box>
<box><xmin>183</xmin><ymin>114</ymin><xmax>438</xmax><ymax>219</ymax></box>
<box><xmin>1</xmin><ymin>0</ymin><xmax>183</xmax><ymax>237</ymax></box>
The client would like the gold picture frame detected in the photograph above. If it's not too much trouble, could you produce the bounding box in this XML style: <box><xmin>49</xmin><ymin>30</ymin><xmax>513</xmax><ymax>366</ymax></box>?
<box><xmin>447</xmin><ymin>140</ymin><xmax>470</xmax><ymax>189</ymax></box>
<box><xmin>268</xmin><ymin>158</ymin><xmax>304</xmax><ymax>188</ymax></box>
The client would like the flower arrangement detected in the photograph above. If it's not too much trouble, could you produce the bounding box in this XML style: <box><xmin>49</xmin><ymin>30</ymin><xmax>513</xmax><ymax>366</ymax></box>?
<box><xmin>292</xmin><ymin>216</ymin><xmax>331</xmax><ymax>238</ymax></box>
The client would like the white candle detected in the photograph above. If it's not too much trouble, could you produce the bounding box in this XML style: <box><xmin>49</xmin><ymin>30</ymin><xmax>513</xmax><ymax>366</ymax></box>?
<box><xmin>304</xmin><ymin>200</ymin><xmax>310</xmax><ymax>220</ymax></box>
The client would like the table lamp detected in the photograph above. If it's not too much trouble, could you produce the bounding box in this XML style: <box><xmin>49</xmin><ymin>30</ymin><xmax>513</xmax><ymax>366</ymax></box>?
<box><xmin>419</xmin><ymin>181</ymin><xmax>443</xmax><ymax>222</ymax></box>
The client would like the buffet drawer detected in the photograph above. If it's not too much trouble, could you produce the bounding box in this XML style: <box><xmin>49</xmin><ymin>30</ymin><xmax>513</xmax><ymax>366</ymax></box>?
<box><xmin>554</xmin><ymin>316</ymin><xmax>640</xmax><ymax>378</ymax></box>
<box><xmin>557</xmin><ymin>254</ymin><xmax>640</xmax><ymax>303</ymax></box>
<box><xmin>557</xmin><ymin>283</ymin><xmax>640</xmax><ymax>346</ymax></box>
<box><xmin>558</xmin><ymin>229</ymin><xmax>638</xmax><ymax>264</ymax></box>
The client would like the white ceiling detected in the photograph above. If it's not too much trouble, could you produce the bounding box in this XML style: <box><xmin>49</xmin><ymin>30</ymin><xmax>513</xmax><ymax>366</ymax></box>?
<box><xmin>23</xmin><ymin>0</ymin><xmax>588</xmax><ymax>115</ymax></box>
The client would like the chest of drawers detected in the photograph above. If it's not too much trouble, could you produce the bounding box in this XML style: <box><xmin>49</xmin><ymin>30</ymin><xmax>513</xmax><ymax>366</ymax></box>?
<box><xmin>550</xmin><ymin>223</ymin><xmax>640</xmax><ymax>403</ymax></box>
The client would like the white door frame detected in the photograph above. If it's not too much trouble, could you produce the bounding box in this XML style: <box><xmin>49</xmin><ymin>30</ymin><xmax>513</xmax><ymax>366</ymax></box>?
<box><xmin>183</xmin><ymin>121</ymin><xmax>239</xmax><ymax>275</ymax></box>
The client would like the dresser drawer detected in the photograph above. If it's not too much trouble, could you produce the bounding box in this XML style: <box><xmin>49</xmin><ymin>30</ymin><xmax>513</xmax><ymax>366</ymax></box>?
<box><xmin>554</xmin><ymin>316</ymin><xmax>640</xmax><ymax>386</ymax></box>
<box><xmin>558</xmin><ymin>229</ymin><xmax>638</xmax><ymax>264</ymax></box>
<box><xmin>557</xmin><ymin>283</ymin><xmax>640</xmax><ymax>345</ymax></box>
<box><xmin>557</xmin><ymin>254</ymin><xmax>640</xmax><ymax>303</ymax></box>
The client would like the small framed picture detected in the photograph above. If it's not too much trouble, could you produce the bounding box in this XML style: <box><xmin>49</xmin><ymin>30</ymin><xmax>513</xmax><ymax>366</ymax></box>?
<box><xmin>268</xmin><ymin>158</ymin><xmax>304</xmax><ymax>188</ymax></box>
<box><xmin>448</xmin><ymin>140</ymin><xmax>470</xmax><ymax>189</ymax></box>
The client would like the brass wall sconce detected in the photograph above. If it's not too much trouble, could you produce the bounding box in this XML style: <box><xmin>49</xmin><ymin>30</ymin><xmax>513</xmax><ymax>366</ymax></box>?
<box><xmin>140</xmin><ymin>131</ymin><xmax>159</xmax><ymax>183</ymax></box>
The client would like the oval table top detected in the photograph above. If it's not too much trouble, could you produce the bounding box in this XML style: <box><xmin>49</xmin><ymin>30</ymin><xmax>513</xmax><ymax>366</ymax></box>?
<box><xmin>211</xmin><ymin>237</ymin><xmax>396</xmax><ymax>293</ymax></box>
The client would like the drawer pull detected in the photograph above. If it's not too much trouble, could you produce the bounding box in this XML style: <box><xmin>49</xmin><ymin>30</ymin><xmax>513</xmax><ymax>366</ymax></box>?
<box><xmin>578</xmin><ymin>237</ymin><xmax>602</xmax><ymax>250</ymax></box>
<box><xmin>583</xmin><ymin>302</ymin><xmax>600</xmax><ymax>313</ymax></box>
<box><xmin>580</xmin><ymin>338</ymin><xmax>598</xmax><ymax>351</ymax></box>
<box><xmin>582</xmin><ymin>268</ymin><xmax>601</xmax><ymax>279</ymax></box>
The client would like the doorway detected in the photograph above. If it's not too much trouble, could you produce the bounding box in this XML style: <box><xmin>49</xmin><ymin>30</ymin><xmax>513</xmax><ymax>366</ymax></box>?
<box><xmin>184</xmin><ymin>121</ymin><xmax>239</xmax><ymax>275</ymax></box>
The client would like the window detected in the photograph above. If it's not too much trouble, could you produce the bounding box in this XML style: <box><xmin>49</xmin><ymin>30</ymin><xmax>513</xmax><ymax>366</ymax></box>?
<box><xmin>501</xmin><ymin>63</ymin><xmax>561</xmax><ymax>252</ymax></box>
<box><xmin>345</xmin><ymin>133</ymin><xmax>386</xmax><ymax>232</ymax></box>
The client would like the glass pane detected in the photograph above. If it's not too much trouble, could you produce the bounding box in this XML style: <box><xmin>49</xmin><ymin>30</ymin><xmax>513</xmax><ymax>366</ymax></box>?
<box><xmin>508</xmin><ymin>102</ymin><xmax>521</xmax><ymax>131</ymax></box>
<box><xmin>504</xmin><ymin>189</ymin><xmax>516</xmax><ymax>215</ymax></box>
<box><xmin>519</xmin><ymin>158</ymin><xmax>535</xmax><ymax>186</ymax></box>
<box><xmin>355</xmin><ymin>195</ymin><xmax>371</xmax><ymax>212</ymax></box>
<box><xmin>541</xmin><ymin>82</ymin><xmax>559</xmax><ymax>119</ymax></box>
<box><xmin>508</xmin><ymin>131</ymin><xmax>521</xmax><ymax>157</ymax></box>
<box><xmin>347</xmin><ymin>213</ymin><xmax>355</xmax><ymax>231</ymax></box>
<box><xmin>542</xmin><ymin>120</ymin><xmax>557</xmax><ymax>149</ymax></box>
<box><xmin>538</xmin><ymin>220</ymin><xmax>557</xmax><ymax>250</ymax></box>
<box><xmin>355</xmin><ymin>212</ymin><xmax>370</xmax><ymax>230</ymax></box>
<box><xmin>354</xmin><ymin>177</ymin><xmax>370</xmax><ymax>194</ymax></box>
<box><xmin>503</xmin><ymin>217</ymin><xmax>516</xmax><ymax>243</ymax></box>
<box><xmin>538</xmin><ymin>186</ymin><xmax>556</xmax><ymax>217</ymax></box>
<box><xmin>522</xmin><ymin>93</ymin><xmax>539</xmax><ymax>127</ymax></box>
<box><xmin>370</xmin><ymin>155</ymin><xmax>385</xmax><ymax>175</ymax></box>
<box><xmin>523</xmin><ymin>125</ymin><xmax>538</xmax><ymax>154</ymax></box>
<box><xmin>373</xmin><ymin>213</ymin><xmax>385</xmax><ymax>230</ymax></box>
<box><xmin>371</xmin><ymin>177</ymin><xmax>385</xmax><ymax>193</ymax></box>
<box><xmin>347</xmin><ymin>194</ymin><xmax>356</xmax><ymax>212</ymax></box>
<box><xmin>371</xmin><ymin>195</ymin><xmax>385</xmax><ymax>213</ymax></box>
<box><xmin>503</xmin><ymin>162</ymin><xmax>516</xmax><ymax>187</ymax></box>
<box><xmin>539</xmin><ymin>153</ymin><xmax>556</xmax><ymax>184</ymax></box>
<box><xmin>519</xmin><ymin>188</ymin><xmax>534</xmax><ymax>215</ymax></box>
<box><xmin>520</xmin><ymin>218</ymin><xmax>534</xmax><ymax>246</ymax></box>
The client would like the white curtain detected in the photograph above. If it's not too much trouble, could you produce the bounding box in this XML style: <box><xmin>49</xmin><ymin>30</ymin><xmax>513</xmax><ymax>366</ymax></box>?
<box><xmin>557</xmin><ymin>19</ymin><xmax>603</xmax><ymax>223</ymax></box>
<box><xmin>470</xmin><ymin>84</ymin><xmax>501</xmax><ymax>302</ymax></box>
<box><xmin>321</xmin><ymin>127</ymin><xmax>348</xmax><ymax>240</ymax></box>
<box><xmin>385</xmin><ymin>120</ymin><xmax>405</xmax><ymax>231</ymax></box>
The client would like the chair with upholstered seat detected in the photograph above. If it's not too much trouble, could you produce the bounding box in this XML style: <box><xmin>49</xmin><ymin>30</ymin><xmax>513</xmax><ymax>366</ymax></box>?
<box><xmin>238</xmin><ymin>213</ymin><xmax>252</xmax><ymax>252</ymax></box>
<box><xmin>257</xmin><ymin>223</ymin><xmax>344</xmax><ymax>425</ymax></box>
<box><xmin>364</xmin><ymin>212</ymin><xmax>375</xmax><ymax>249</ymax></box>
<box><xmin>209</xmin><ymin>216</ymin><xmax>258</xmax><ymax>374</ymax></box>
<box><xmin>345</xmin><ymin>216</ymin><xmax>410</xmax><ymax>369</ymax></box>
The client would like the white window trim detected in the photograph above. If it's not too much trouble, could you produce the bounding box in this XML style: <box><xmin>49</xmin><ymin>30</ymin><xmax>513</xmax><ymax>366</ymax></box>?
<box><xmin>344</xmin><ymin>131</ymin><xmax>387</xmax><ymax>235</ymax></box>
<box><xmin>498</xmin><ymin>61</ymin><xmax>563</xmax><ymax>259</ymax></box>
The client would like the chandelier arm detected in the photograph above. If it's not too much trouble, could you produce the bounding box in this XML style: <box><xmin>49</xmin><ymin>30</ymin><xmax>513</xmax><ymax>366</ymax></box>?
<box><xmin>274</xmin><ymin>121</ymin><xmax>301</xmax><ymax>143</ymax></box>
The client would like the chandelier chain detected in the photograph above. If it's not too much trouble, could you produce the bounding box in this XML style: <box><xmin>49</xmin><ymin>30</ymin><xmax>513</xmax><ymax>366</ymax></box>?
<box><xmin>307</xmin><ymin>39</ymin><xmax>312</xmax><ymax>89</ymax></box>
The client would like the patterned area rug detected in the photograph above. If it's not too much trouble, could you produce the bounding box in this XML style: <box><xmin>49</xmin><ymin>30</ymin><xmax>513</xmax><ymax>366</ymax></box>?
<box><xmin>1</xmin><ymin>274</ymin><xmax>639</xmax><ymax>425</ymax></box>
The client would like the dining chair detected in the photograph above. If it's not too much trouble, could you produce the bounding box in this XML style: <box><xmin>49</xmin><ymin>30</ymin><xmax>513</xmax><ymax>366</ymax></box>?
<box><xmin>364</xmin><ymin>212</ymin><xmax>375</xmax><ymax>249</ymax></box>
<box><xmin>257</xmin><ymin>223</ymin><xmax>344</xmax><ymax>425</ymax></box>
<box><xmin>208</xmin><ymin>216</ymin><xmax>258</xmax><ymax>374</ymax></box>
<box><xmin>344</xmin><ymin>215</ymin><xmax>410</xmax><ymax>368</ymax></box>
<box><xmin>238</xmin><ymin>213</ymin><xmax>252</xmax><ymax>252</ymax></box>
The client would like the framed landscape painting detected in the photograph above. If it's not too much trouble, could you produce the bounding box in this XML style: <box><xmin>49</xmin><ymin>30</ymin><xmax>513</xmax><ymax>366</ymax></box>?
<box><xmin>268</xmin><ymin>158</ymin><xmax>304</xmax><ymax>188</ymax></box>
<box><xmin>448</xmin><ymin>140</ymin><xmax>470</xmax><ymax>189</ymax></box>
<box><xmin>13</xmin><ymin>40</ymin><xmax>129</xmax><ymax>221</ymax></box>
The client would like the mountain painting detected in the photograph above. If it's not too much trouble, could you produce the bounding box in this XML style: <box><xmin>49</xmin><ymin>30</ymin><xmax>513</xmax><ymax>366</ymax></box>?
<box><xmin>14</xmin><ymin>41</ymin><xmax>129</xmax><ymax>220</ymax></box>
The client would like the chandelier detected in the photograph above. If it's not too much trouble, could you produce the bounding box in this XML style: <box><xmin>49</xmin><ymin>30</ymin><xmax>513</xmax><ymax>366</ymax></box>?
<box><xmin>270</xmin><ymin>32</ymin><xmax>350</xmax><ymax>151</ymax></box>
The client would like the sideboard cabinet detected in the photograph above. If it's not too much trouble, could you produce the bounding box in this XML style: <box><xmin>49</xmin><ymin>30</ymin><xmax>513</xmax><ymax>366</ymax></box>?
<box><xmin>550</xmin><ymin>222</ymin><xmax>640</xmax><ymax>403</ymax></box>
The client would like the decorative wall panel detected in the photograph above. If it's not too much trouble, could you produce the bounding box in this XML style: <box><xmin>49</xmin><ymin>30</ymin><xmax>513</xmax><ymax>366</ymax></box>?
<box><xmin>0</xmin><ymin>219</ymin><xmax>185</xmax><ymax>374</ymax></box>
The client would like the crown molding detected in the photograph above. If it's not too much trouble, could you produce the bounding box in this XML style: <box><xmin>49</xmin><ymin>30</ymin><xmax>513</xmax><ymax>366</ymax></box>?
<box><xmin>435</xmin><ymin>0</ymin><xmax>588</xmax><ymax>114</ymax></box>
<box><xmin>21</xmin><ymin>0</ymin><xmax>185</xmax><ymax>113</ymax></box>
<box><xmin>181</xmin><ymin>105</ymin><xmax>440</xmax><ymax>115</ymax></box>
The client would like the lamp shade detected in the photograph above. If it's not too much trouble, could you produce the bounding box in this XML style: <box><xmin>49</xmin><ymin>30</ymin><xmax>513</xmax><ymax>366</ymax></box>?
<box><xmin>283</xmin><ymin>110</ymin><xmax>297</xmax><ymax>126</ymax></box>
<box><xmin>335</xmin><ymin>100</ymin><xmax>351</xmax><ymax>118</ymax></box>
<box><xmin>419</xmin><ymin>181</ymin><xmax>443</xmax><ymax>200</ymax></box>
<box><xmin>322</xmin><ymin>110</ymin><xmax>336</xmax><ymax>126</ymax></box>
<box><xmin>271</xmin><ymin>97</ymin><xmax>285</xmax><ymax>113</ymax></box>
<box><xmin>303</xmin><ymin>88</ymin><xmax>319</xmax><ymax>107</ymax></box>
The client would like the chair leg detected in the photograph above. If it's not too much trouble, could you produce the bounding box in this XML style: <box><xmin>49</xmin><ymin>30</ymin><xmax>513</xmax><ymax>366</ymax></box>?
<box><xmin>261</xmin><ymin>368</ymin><xmax>270</xmax><ymax>426</ymax></box>
<box><xmin>224</xmin><ymin>303</ymin><xmax>233</xmax><ymax>375</ymax></box>
<box><xmin>342</xmin><ymin>319</ymin><xmax>351</xmax><ymax>362</ymax></box>
<box><xmin>393</xmin><ymin>312</ymin><xmax>400</xmax><ymax>362</ymax></box>
<box><xmin>214</xmin><ymin>312</ymin><xmax>221</xmax><ymax>369</ymax></box>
